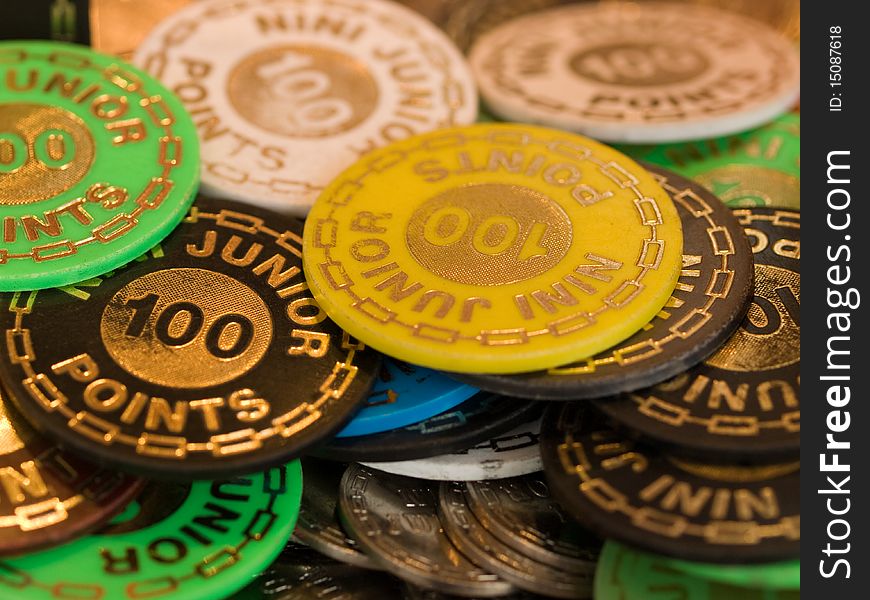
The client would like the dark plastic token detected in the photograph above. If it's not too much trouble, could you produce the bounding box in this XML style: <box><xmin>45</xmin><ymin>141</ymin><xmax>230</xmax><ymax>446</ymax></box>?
<box><xmin>0</xmin><ymin>462</ymin><xmax>302</xmax><ymax>600</ymax></box>
<box><xmin>452</xmin><ymin>164</ymin><xmax>753</xmax><ymax>400</ymax></box>
<box><xmin>316</xmin><ymin>392</ymin><xmax>542</xmax><ymax>462</ymax></box>
<box><xmin>0</xmin><ymin>198</ymin><xmax>380</xmax><ymax>479</ymax></box>
<box><xmin>540</xmin><ymin>402</ymin><xmax>800</xmax><ymax>563</ymax></box>
<box><xmin>593</xmin><ymin>208</ymin><xmax>799</xmax><ymax>459</ymax></box>
<box><xmin>0</xmin><ymin>395</ymin><xmax>143</xmax><ymax>556</ymax></box>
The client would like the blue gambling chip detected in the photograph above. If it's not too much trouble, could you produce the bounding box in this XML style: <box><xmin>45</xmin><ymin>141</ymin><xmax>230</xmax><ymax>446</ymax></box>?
<box><xmin>335</xmin><ymin>358</ymin><xmax>478</xmax><ymax>438</ymax></box>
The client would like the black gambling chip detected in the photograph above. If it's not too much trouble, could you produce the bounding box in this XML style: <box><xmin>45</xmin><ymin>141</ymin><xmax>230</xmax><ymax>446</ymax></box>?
<box><xmin>451</xmin><ymin>164</ymin><xmax>754</xmax><ymax>400</ymax></box>
<box><xmin>539</xmin><ymin>402</ymin><xmax>800</xmax><ymax>563</ymax></box>
<box><xmin>314</xmin><ymin>392</ymin><xmax>543</xmax><ymax>463</ymax></box>
<box><xmin>0</xmin><ymin>198</ymin><xmax>381</xmax><ymax>479</ymax></box>
<box><xmin>593</xmin><ymin>208</ymin><xmax>799</xmax><ymax>459</ymax></box>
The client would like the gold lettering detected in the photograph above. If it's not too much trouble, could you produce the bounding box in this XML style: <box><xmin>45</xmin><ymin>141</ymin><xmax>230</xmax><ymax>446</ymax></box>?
<box><xmin>0</xmin><ymin>461</ymin><xmax>48</xmax><ymax>505</ymax></box>
<box><xmin>289</xmin><ymin>330</ymin><xmax>330</xmax><ymax>358</ymax></box>
<box><xmin>229</xmin><ymin>389</ymin><xmax>270</xmax><ymax>422</ymax></box>
<box><xmin>83</xmin><ymin>378</ymin><xmax>127</xmax><ymax>411</ymax></box>
<box><xmin>189</xmin><ymin>398</ymin><xmax>225</xmax><ymax>431</ymax></box>
<box><xmin>221</xmin><ymin>235</ymin><xmax>262</xmax><ymax>266</ymax></box>
<box><xmin>52</xmin><ymin>353</ymin><xmax>99</xmax><ymax>382</ymax></box>
<box><xmin>145</xmin><ymin>397</ymin><xmax>188</xmax><ymax>433</ymax></box>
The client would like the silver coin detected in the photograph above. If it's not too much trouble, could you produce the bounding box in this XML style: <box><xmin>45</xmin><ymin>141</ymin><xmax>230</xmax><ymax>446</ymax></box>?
<box><xmin>464</xmin><ymin>474</ymin><xmax>601</xmax><ymax>571</ymax></box>
<box><xmin>438</xmin><ymin>483</ymin><xmax>593</xmax><ymax>599</ymax></box>
<box><xmin>338</xmin><ymin>464</ymin><xmax>514</xmax><ymax>597</ymax></box>
<box><xmin>235</xmin><ymin>544</ymin><xmax>403</xmax><ymax>599</ymax></box>
<box><xmin>403</xmin><ymin>582</ymin><xmax>548</xmax><ymax>600</ymax></box>
<box><xmin>293</xmin><ymin>458</ymin><xmax>380</xmax><ymax>570</ymax></box>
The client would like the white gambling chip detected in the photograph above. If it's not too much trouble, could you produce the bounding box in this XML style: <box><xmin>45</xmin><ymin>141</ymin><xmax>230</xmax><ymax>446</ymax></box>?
<box><xmin>134</xmin><ymin>0</ymin><xmax>478</xmax><ymax>215</ymax></box>
<box><xmin>362</xmin><ymin>415</ymin><xmax>543</xmax><ymax>481</ymax></box>
<box><xmin>469</xmin><ymin>1</ymin><xmax>800</xmax><ymax>143</ymax></box>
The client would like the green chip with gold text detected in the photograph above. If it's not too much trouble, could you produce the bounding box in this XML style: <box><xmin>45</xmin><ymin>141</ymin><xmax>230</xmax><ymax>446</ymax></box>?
<box><xmin>0</xmin><ymin>40</ymin><xmax>199</xmax><ymax>291</ymax></box>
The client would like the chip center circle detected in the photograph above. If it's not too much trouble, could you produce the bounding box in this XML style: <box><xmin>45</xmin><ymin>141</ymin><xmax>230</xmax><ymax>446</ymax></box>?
<box><xmin>705</xmin><ymin>263</ymin><xmax>800</xmax><ymax>371</ymax></box>
<box><xmin>0</xmin><ymin>102</ymin><xmax>95</xmax><ymax>205</ymax></box>
<box><xmin>227</xmin><ymin>45</ymin><xmax>380</xmax><ymax>138</ymax></box>
<box><xmin>100</xmin><ymin>268</ymin><xmax>273</xmax><ymax>389</ymax></box>
<box><xmin>404</xmin><ymin>183</ymin><xmax>573</xmax><ymax>285</ymax></box>
<box><xmin>568</xmin><ymin>42</ymin><xmax>710</xmax><ymax>87</ymax></box>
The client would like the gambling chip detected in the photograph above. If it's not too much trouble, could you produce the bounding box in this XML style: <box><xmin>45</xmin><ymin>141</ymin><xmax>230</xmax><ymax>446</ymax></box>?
<box><xmin>594</xmin><ymin>208</ymin><xmax>799</xmax><ymax>459</ymax></box>
<box><xmin>454</xmin><ymin>164</ymin><xmax>754</xmax><ymax>399</ymax></box>
<box><xmin>303</xmin><ymin>123</ymin><xmax>683</xmax><ymax>374</ymax></box>
<box><xmin>595</xmin><ymin>541</ymin><xmax>799</xmax><ymax>600</ymax></box>
<box><xmin>0</xmin><ymin>462</ymin><xmax>302</xmax><ymax>600</ymax></box>
<box><xmin>0</xmin><ymin>41</ymin><xmax>199</xmax><ymax>291</ymax></box>
<box><xmin>133</xmin><ymin>0</ymin><xmax>477</xmax><ymax>216</ymax></box>
<box><xmin>0</xmin><ymin>396</ymin><xmax>142</xmax><ymax>556</ymax></box>
<box><xmin>317</xmin><ymin>391</ymin><xmax>541</xmax><ymax>463</ymax></box>
<box><xmin>621</xmin><ymin>113</ymin><xmax>801</xmax><ymax>210</ymax></box>
<box><xmin>665</xmin><ymin>555</ymin><xmax>800</xmax><ymax>591</ymax></box>
<box><xmin>362</xmin><ymin>413</ymin><xmax>544</xmax><ymax>481</ymax></box>
<box><xmin>540</xmin><ymin>402</ymin><xmax>800</xmax><ymax>563</ymax></box>
<box><xmin>0</xmin><ymin>198</ymin><xmax>380</xmax><ymax>478</ymax></box>
<box><xmin>469</xmin><ymin>2</ymin><xmax>800</xmax><ymax>143</ymax></box>
<box><xmin>335</xmin><ymin>357</ymin><xmax>478</xmax><ymax>438</ymax></box>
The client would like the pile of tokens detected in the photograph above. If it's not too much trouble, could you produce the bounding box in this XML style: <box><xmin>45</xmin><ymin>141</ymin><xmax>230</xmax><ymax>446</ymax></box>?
<box><xmin>0</xmin><ymin>0</ymin><xmax>799</xmax><ymax>598</ymax></box>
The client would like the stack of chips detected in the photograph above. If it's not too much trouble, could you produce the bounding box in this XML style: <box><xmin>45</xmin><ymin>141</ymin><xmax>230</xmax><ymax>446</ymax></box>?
<box><xmin>0</xmin><ymin>0</ymin><xmax>800</xmax><ymax>598</ymax></box>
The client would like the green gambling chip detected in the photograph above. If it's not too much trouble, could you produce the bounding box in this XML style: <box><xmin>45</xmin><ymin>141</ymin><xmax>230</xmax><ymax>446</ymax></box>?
<box><xmin>595</xmin><ymin>541</ymin><xmax>800</xmax><ymax>600</ymax></box>
<box><xmin>619</xmin><ymin>113</ymin><xmax>800</xmax><ymax>210</ymax></box>
<box><xmin>0</xmin><ymin>462</ymin><xmax>302</xmax><ymax>600</ymax></box>
<box><xmin>665</xmin><ymin>557</ymin><xmax>800</xmax><ymax>591</ymax></box>
<box><xmin>0</xmin><ymin>40</ymin><xmax>199</xmax><ymax>291</ymax></box>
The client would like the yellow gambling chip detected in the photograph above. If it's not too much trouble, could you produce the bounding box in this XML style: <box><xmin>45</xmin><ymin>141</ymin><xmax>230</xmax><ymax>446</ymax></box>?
<box><xmin>303</xmin><ymin>124</ymin><xmax>682</xmax><ymax>374</ymax></box>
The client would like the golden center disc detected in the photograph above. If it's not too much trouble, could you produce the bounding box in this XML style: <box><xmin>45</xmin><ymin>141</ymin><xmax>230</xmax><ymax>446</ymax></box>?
<box><xmin>303</xmin><ymin>124</ymin><xmax>683</xmax><ymax>374</ymax></box>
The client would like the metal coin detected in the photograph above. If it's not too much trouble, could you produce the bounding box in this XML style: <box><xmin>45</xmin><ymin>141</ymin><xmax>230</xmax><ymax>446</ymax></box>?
<box><xmin>464</xmin><ymin>473</ymin><xmax>601</xmax><ymax>571</ymax></box>
<box><xmin>438</xmin><ymin>482</ymin><xmax>593</xmax><ymax>599</ymax></box>
<box><xmin>403</xmin><ymin>584</ymin><xmax>548</xmax><ymax>600</ymax></box>
<box><xmin>594</xmin><ymin>208</ymin><xmax>799</xmax><ymax>459</ymax></box>
<box><xmin>292</xmin><ymin>458</ymin><xmax>380</xmax><ymax>570</ymax></box>
<box><xmin>338</xmin><ymin>463</ymin><xmax>513</xmax><ymax>597</ymax></box>
<box><xmin>595</xmin><ymin>540</ymin><xmax>800</xmax><ymax>600</ymax></box>
<box><xmin>0</xmin><ymin>198</ymin><xmax>381</xmax><ymax>478</ymax></box>
<box><xmin>316</xmin><ymin>392</ymin><xmax>541</xmax><ymax>463</ymax></box>
<box><xmin>453</xmin><ymin>164</ymin><xmax>754</xmax><ymax>399</ymax></box>
<box><xmin>0</xmin><ymin>394</ymin><xmax>143</xmax><ymax>556</ymax></box>
<box><xmin>231</xmin><ymin>545</ymin><xmax>402</xmax><ymax>600</ymax></box>
<box><xmin>540</xmin><ymin>402</ymin><xmax>800</xmax><ymax>563</ymax></box>
<box><xmin>361</xmin><ymin>413</ymin><xmax>544</xmax><ymax>481</ymax></box>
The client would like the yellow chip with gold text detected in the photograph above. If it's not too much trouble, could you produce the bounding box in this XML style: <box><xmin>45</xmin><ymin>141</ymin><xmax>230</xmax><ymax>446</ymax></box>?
<box><xmin>303</xmin><ymin>124</ymin><xmax>683</xmax><ymax>373</ymax></box>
